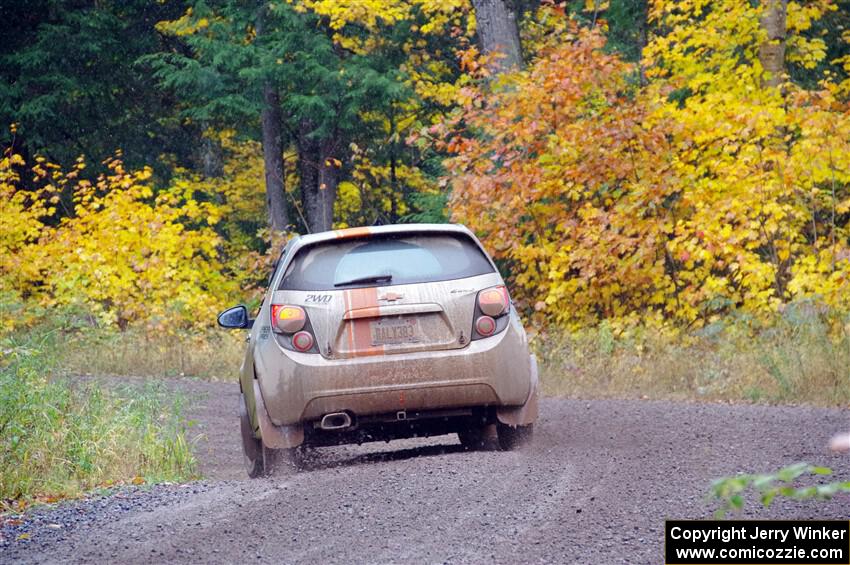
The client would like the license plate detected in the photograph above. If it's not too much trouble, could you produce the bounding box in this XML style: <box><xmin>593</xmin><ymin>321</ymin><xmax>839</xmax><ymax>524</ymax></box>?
<box><xmin>370</xmin><ymin>317</ymin><xmax>419</xmax><ymax>346</ymax></box>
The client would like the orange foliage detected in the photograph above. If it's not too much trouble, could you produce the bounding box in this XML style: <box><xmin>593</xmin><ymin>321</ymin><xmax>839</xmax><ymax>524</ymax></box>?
<box><xmin>445</xmin><ymin>13</ymin><xmax>850</xmax><ymax>330</ymax></box>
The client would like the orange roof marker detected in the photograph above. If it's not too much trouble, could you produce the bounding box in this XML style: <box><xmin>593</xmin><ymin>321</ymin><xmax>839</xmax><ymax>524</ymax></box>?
<box><xmin>333</xmin><ymin>226</ymin><xmax>372</xmax><ymax>239</ymax></box>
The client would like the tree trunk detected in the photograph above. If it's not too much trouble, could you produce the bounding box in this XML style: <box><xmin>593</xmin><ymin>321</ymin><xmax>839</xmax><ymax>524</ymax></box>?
<box><xmin>297</xmin><ymin>120</ymin><xmax>320</xmax><ymax>233</ymax></box>
<box><xmin>256</xmin><ymin>3</ymin><xmax>289</xmax><ymax>233</ymax></box>
<box><xmin>636</xmin><ymin>0</ymin><xmax>649</xmax><ymax>85</ymax></box>
<box><xmin>297</xmin><ymin>121</ymin><xmax>340</xmax><ymax>233</ymax></box>
<box><xmin>471</xmin><ymin>0</ymin><xmax>523</xmax><ymax>74</ymax></box>
<box><xmin>316</xmin><ymin>140</ymin><xmax>339</xmax><ymax>232</ymax></box>
<box><xmin>198</xmin><ymin>128</ymin><xmax>223</xmax><ymax>179</ymax></box>
<box><xmin>260</xmin><ymin>83</ymin><xmax>289</xmax><ymax>233</ymax></box>
<box><xmin>759</xmin><ymin>0</ymin><xmax>788</xmax><ymax>89</ymax></box>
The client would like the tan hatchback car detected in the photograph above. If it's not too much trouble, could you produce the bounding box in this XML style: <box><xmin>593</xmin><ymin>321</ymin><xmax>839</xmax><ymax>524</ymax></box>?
<box><xmin>218</xmin><ymin>224</ymin><xmax>538</xmax><ymax>476</ymax></box>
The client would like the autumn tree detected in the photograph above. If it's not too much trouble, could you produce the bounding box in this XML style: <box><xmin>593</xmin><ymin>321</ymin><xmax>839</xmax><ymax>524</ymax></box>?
<box><xmin>298</xmin><ymin>0</ymin><xmax>476</xmax><ymax>226</ymax></box>
<box><xmin>446</xmin><ymin>2</ymin><xmax>850</xmax><ymax>328</ymax></box>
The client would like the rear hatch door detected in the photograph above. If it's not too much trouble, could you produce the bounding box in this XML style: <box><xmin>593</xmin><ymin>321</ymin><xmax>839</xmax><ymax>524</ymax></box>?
<box><xmin>273</xmin><ymin>232</ymin><xmax>502</xmax><ymax>359</ymax></box>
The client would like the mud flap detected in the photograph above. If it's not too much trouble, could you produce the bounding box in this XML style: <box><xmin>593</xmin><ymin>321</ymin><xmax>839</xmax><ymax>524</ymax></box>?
<box><xmin>496</xmin><ymin>354</ymin><xmax>539</xmax><ymax>427</ymax></box>
<box><xmin>253</xmin><ymin>380</ymin><xmax>304</xmax><ymax>449</ymax></box>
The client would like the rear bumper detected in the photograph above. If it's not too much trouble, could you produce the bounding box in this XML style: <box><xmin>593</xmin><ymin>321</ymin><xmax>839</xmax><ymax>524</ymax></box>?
<box><xmin>254</xmin><ymin>313</ymin><xmax>533</xmax><ymax>426</ymax></box>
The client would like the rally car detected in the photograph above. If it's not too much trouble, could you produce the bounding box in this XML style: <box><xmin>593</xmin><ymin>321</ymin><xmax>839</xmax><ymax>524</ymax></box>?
<box><xmin>218</xmin><ymin>224</ymin><xmax>538</xmax><ymax>476</ymax></box>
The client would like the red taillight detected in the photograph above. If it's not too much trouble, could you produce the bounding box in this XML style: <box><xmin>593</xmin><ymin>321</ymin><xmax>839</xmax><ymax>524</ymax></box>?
<box><xmin>475</xmin><ymin>315</ymin><xmax>497</xmax><ymax>336</ymax></box>
<box><xmin>478</xmin><ymin>286</ymin><xmax>509</xmax><ymax>317</ymax></box>
<box><xmin>291</xmin><ymin>331</ymin><xmax>314</xmax><ymax>352</ymax></box>
<box><xmin>270</xmin><ymin>304</ymin><xmax>316</xmax><ymax>353</ymax></box>
<box><xmin>271</xmin><ymin>304</ymin><xmax>306</xmax><ymax>334</ymax></box>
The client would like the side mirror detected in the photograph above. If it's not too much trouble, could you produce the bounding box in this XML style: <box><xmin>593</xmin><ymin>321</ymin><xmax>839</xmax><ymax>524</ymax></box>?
<box><xmin>217</xmin><ymin>305</ymin><xmax>253</xmax><ymax>329</ymax></box>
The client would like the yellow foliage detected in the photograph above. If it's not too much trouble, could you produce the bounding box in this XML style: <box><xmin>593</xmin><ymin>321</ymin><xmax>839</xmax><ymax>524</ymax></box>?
<box><xmin>1</xmin><ymin>148</ymin><xmax>241</xmax><ymax>332</ymax></box>
<box><xmin>334</xmin><ymin>181</ymin><xmax>363</xmax><ymax>228</ymax></box>
<box><xmin>0</xmin><ymin>150</ymin><xmax>54</xmax><ymax>330</ymax></box>
<box><xmin>294</xmin><ymin>0</ymin><xmax>467</xmax><ymax>34</ymax></box>
<box><xmin>294</xmin><ymin>0</ymin><xmax>470</xmax><ymax>54</ymax></box>
<box><xmin>292</xmin><ymin>0</ymin><xmax>410</xmax><ymax>31</ymax></box>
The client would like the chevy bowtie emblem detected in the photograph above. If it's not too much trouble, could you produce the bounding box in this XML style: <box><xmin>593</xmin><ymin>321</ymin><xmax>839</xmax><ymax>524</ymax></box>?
<box><xmin>379</xmin><ymin>292</ymin><xmax>404</xmax><ymax>302</ymax></box>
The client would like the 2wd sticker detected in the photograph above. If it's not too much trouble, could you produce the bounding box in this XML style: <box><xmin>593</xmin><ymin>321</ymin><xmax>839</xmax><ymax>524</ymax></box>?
<box><xmin>305</xmin><ymin>294</ymin><xmax>332</xmax><ymax>304</ymax></box>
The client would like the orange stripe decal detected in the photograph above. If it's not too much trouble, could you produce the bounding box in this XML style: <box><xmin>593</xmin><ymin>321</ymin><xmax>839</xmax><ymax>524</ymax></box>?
<box><xmin>347</xmin><ymin>287</ymin><xmax>379</xmax><ymax>310</ymax></box>
<box><xmin>344</xmin><ymin>286</ymin><xmax>384</xmax><ymax>358</ymax></box>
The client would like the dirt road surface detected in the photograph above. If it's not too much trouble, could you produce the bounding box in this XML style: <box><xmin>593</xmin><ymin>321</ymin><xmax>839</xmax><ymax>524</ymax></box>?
<box><xmin>2</xmin><ymin>379</ymin><xmax>848</xmax><ymax>564</ymax></box>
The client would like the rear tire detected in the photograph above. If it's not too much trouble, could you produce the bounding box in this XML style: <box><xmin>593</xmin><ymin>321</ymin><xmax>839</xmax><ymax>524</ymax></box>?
<box><xmin>497</xmin><ymin>423</ymin><xmax>534</xmax><ymax>451</ymax></box>
<box><xmin>458</xmin><ymin>423</ymin><xmax>497</xmax><ymax>450</ymax></box>
<box><xmin>244</xmin><ymin>449</ymin><xmax>265</xmax><ymax>478</ymax></box>
<box><xmin>240</xmin><ymin>392</ymin><xmax>301</xmax><ymax>477</ymax></box>
<box><xmin>245</xmin><ymin>441</ymin><xmax>301</xmax><ymax>478</ymax></box>
<box><xmin>458</xmin><ymin>426</ymin><xmax>486</xmax><ymax>450</ymax></box>
<box><xmin>240</xmin><ymin>393</ymin><xmax>265</xmax><ymax>478</ymax></box>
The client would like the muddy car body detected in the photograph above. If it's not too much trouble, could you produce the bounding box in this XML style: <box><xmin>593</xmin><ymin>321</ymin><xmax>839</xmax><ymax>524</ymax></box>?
<box><xmin>218</xmin><ymin>224</ymin><xmax>538</xmax><ymax>476</ymax></box>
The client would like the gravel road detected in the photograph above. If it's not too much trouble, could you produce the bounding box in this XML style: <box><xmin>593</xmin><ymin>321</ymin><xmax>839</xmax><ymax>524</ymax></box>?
<box><xmin>2</xmin><ymin>379</ymin><xmax>848</xmax><ymax>564</ymax></box>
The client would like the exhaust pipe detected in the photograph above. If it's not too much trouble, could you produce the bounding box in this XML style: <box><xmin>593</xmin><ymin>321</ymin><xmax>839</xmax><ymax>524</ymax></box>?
<box><xmin>320</xmin><ymin>412</ymin><xmax>352</xmax><ymax>431</ymax></box>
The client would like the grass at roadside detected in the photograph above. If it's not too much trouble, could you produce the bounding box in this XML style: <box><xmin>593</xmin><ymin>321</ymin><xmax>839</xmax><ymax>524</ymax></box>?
<box><xmin>0</xmin><ymin>330</ymin><xmax>199</xmax><ymax>506</ymax></box>
<box><xmin>57</xmin><ymin>326</ymin><xmax>244</xmax><ymax>380</ymax></box>
<box><xmin>535</xmin><ymin>304</ymin><xmax>850</xmax><ymax>406</ymax></box>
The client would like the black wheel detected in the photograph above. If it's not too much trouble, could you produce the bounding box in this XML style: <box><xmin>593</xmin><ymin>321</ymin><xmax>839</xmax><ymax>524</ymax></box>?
<box><xmin>458</xmin><ymin>423</ymin><xmax>498</xmax><ymax>450</ymax></box>
<box><xmin>244</xmin><ymin>452</ymin><xmax>264</xmax><ymax>478</ymax></box>
<box><xmin>240</xmin><ymin>393</ymin><xmax>301</xmax><ymax>477</ymax></box>
<box><xmin>458</xmin><ymin>426</ymin><xmax>485</xmax><ymax>450</ymax></box>
<box><xmin>243</xmin><ymin>434</ymin><xmax>300</xmax><ymax>478</ymax></box>
<box><xmin>240</xmin><ymin>393</ymin><xmax>265</xmax><ymax>478</ymax></box>
<box><xmin>497</xmin><ymin>423</ymin><xmax>534</xmax><ymax>451</ymax></box>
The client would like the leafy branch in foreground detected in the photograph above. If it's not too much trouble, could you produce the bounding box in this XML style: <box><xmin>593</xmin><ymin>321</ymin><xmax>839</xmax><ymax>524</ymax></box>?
<box><xmin>710</xmin><ymin>462</ymin><xmax>850</xmax><ymax>518</ymax></box>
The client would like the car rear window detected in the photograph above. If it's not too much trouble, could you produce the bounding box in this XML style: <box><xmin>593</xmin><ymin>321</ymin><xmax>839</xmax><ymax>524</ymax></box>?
<box><xmin>278</xmin><ymin>233</ymin><xmax>495</xmax><ymax>291</ymax></box>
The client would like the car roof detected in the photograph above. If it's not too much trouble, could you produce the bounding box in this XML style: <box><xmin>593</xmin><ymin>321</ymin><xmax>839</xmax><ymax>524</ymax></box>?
<box><xmin>277</xmin><ymin>223</ymin><xmax>495</xmax><ymax>277</ymax></box>
<box><xmin>293</xmin><ymin>223</ymin><xmax>475</xmax><ymax>247</ymax></box>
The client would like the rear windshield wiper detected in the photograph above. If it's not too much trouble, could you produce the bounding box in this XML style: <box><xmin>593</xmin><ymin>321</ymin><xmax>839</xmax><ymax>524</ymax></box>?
<box><xmin>334</xmin><ymin>274</ymin><xmax>393</xmax><ymax>287</ymax></box>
